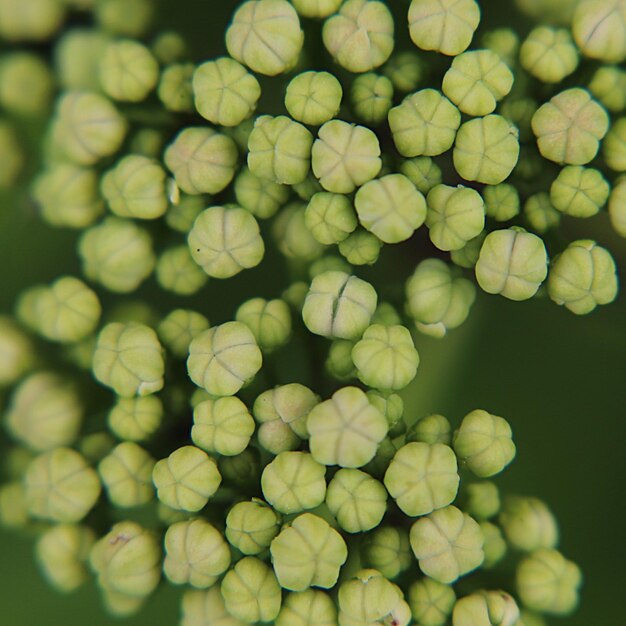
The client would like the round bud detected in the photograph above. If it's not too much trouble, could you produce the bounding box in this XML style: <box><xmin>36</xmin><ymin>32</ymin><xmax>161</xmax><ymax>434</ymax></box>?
<box><xmin>370</xmin><ymin>302</ymin><xmax>402</xmax><ymax>327</ymax></box>
<box><xmin>0</xmin><ymin>51</ymin><xmax>53</xmax><ymax>115</ymax></box>
<box><xmin>225</xmin><ymin>499</ymin><xmax>280</xmax><ymax>555</ymax></box>
<box><xmin>524</xmin><ymin>193</ymin><xmax>560</xmax><ymax>234</ymax></box>
<box><xmin>482</xmin><ymin>28</ymin><xmax>519</xmax><ymax>67</ymax></box>
<box><xmin>442</xmin><ymin>50</ymin><xmax>513</xmax><ymax>116</ymax></box>
<box><xmin>351</xmin><ymin>72</ymin><xmax>394</xmax><ymax>124</ymax></box>
<box><xmin>286</xmin><ymin>71</ymin><xmax>343</xmax><ymax>126</ymax></box>
<box><xmin>454</xmin><ymin>115</ymin><xmax>520</xmax><ymax>184</ymax></box>
<box><xmin>303</xmin><ymin>271</ymin><xmax>378</xmax><ymax>340</ymax></box>
<box><xmin>548</xmin><ymin>240</ymin><xmax>618</xmax><ymax>314</ymax></box>
<box><xmin>453</xmin><ymin>409</ymin><xmax>516</xmax><ymax>477</ymax></box>
<box><xmin>483</xmin><ymin>184</ymin><xmax>520</xmax><ymax>222</ymax></box>
<box><xmin>408</xmin><ymin>0</ymin><xmax>480</xmax><ymax>56</ymax></box>
<box><xmin>276</xmin><ymin>589</ymin><xmax>337</xmax><ymax>626</ymax></box>
<box><xmin>322</xmin><ymin>0</ymin><xmax>394</xmax><ymax>73</ymax></box>
<box><xmin>0</xmin><ymin>0</ymin><xmax>65</xmax><ymax>41</ymax></box>
<box><xmin>235</xmin><ymin>298</ymin><xmax>292</xmax><ymax>352</ymax></box>
<box><xmin>572</xmin><ymin>0</ymin><xmax>626</xmax><ymax>63</ymax></box>
<box><xmin>464</xmin><ymin>482</ymin><xmax>500</xmax><ymax>520</ymax></box>
<box><xmin>475</xmin><ymin>228</ymin><xmax>548</xmax><ymax>301</ymax></box>
<box><xmin>234</xmin><ymin>167</ymin><xmax>289</xmax><ymax>220</ymax></box>
<box><xmin>603</xmin><ymin>117</ymin><xmax>626</xmax><ymax>172</ymax></box>
<box><xmin>156</xmin><ymin>246</ymin><xmax>208</xmax><ymax>296</ymax></box>
<box><xmin>400</xmin><ymin>157</ymin><xmax>442</xmax><ymax>195</ymax></box>
<box><xmin>163</xmin><ymin>518</ymin><xmax>230</xmax><ymax>588</ymax></box>
<box><xmin>95</xmin><ymin>0</ymin><xmax>153</xmax><ymax>37</ymax></box>
<box><xmin>312</xmin><ymin>120</ymin><xmax>381</xmax><ymax>193</ymax></box>
<box><xmin>164</xmin><ymin>127</ymin><xmax>238</xmax><ymax>195</ymax></box>
<box><xmin>450</xmin><ymin>233</ymin><xmax>486</xmax><ymax>270</ymax></box>
<box><xmin>588</xmin><ymin>65</ymin><xmax>626</xmax><ymax>112</ymax></box>
<box><xmin>410</xmin><ymin>505</ymin><xmax>484</xmax><ymax>583</ymax></box>
<box><xmin>480</xmin><ymin>522</ymin><xmax>507</xmax><ymax>568</ymax></box>
<box><xmin>367</xmin><ymin>390</ymin><xmax>404</xmax><ymax>436</ymax></box>
<box><xmin>520</xmin><ymin>27</ymin><xmax>578</xmax><ymax>84</ymax></box>
<box><xmin>193</xmin><ymin>57</ymin><xmax>260</xmax><ymax>126</ymax></box>
<box><xmin>406</xmin><ymin>414</ymin><xmax>452</xmax><ymax>445</ymax></box>
<box><xmin>408</xmin><ymin>578</ymin><xmax>456</xmax><ymax>626</ymax></box>
<box><xmin>219</xmin><ymin>448</ymin><xmax>261</xmax><ymax>490</ymax></box>
<box><xmin>389</xmin><ymin>89</ymin><xmax>460</xmax><ymax>158</ymax></box>
<box><xmin>187</xmin><ymin>321</ymin><xmax>263</xmax><ymax>396</ymax></box>
<box><xmin>550</xmin><ymin>166</ymin><xmax>609</xmax><ymax>218</ymax></box>
<box><xmin>54</xmin><ymin>29</ymin><xmax>110</xmax><ymax>91</ymax></box>
<box><xmin>362</xmin><ymin>527</ymin><xmax>412</xmax><ymax>579</ymax></box>
<box><xmin>499</xmin><ymin>496</ymin><xmax>559</xmax><ymax>552</ymax></box>
<box><xmin>531</xmin><ymin>89</ymin><xmax>609</xmax><ymax>165</ymax></box>
<box><xmin>384</xmin><ymin>51</ymin><xmax>422</xmax><ymax>92</ymax></box>
<box><xmin>152</xmin><ymin>31</ymin><xmax>188</xmax><ymax>65</ymax></box>
<box><xmin>609</xmin><ymin>177</ymin><xmax>626</xmax><ymax>237</ymax></box>
<box><xmin>305</xmin><ymin>192</ymin><xmax>358</xmax><ymax>245</ymax></box>
<box><xmin>158</xmin><ymin>309</ymin><xmax>209</xmax><ymax>359</ymax></box>
<box><xmin>274</xmin><ymin>201</ymin><xmax>327</xmax><ymax>261</ymax></box>
<box><xmin>0</xmin><ymin>317</ymin><xmax>32</xmax><ymax>386</ymax></box>
<box><xmin>338</xmin><ymin>228</ymin><xmax>383</xmax><ymax>266</ymax></box>
<box><xmin>152</xmin><ymin>446</ymin><xmax>221</xmax><ymax>512</ymax></box>
<box><xmin>181</xmin><ymin>587</ymin><xmax>246</xmax><ymax>626</ymax></box>
<box><xmin>326</xmin><ymin>468</ymin><xmax>387</xmax><ymax>533</ymax></box>
<box><xmin>192</xmin><ymin>396</ymin><xmax>255</xmax><ymax>456</ymax></box>
<box><xmin>326</xmin><ymin>339</ymin><xmax>357</xmax><ymax>381</ymax></box>
<box><xmin>292</xmin><ymin>0</ymin><xmax>341</xmax><ymax>18</ymax></box>
<box><xmin>108</xmin><ymin>396</ymin><xmax>163</xmax><ymax>442</ymax></box>
<box><xmin>452</xmin><ymin>591</ymin><xmax>520</xmax><ymax>626</ymax></box>
<box><xmin>25</xmin><ymin>448</ymin><xmax>101</xmax><ymax>523</ymax></box>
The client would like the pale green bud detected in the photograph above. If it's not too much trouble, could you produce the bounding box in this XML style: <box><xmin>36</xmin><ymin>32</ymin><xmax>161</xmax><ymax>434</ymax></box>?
<box><xmin>95</xmin><ymin>0</ymin><xmax>153</xmax><ymax>37</ymax></box>
<box><xmin>181</xmin><ymin>587</ymin><xmax>246</xmax><ymax>626</ymax></box>
<box><xmin>0</xmin><ymin>0</ymin><xmax>65</xmax><ymax>41</ymax></box>
<box><xmin>164</xmin><ymin>518</ymin><xmax>230</xmax><ymax>588</ymax></box>
<box><xmin>370</xmin><ymin>302</ymin><xmax>402</xmax><ymax>327</ymax></box>
<box><xmin>500</xmin><ymin>496</ymin><xmax>559</xmax><ymax>552</ymax></box>
<box><xmin>481</xmin><ymin>522</ymin><xmax>507</xmax><ymax>568</ymax></box>
<box><xmin>187</xmin><ymin>322</ymin><xmax>262</xmax><ymax>396</ymax></box>
<box><xmin>326</xmin><ymin>339</ymin><xmax>357</xmax><ymax>381</ymax></box>
<box><xmin>400</xmin><ymin>157</ymin><xmax>442</xmax><ymax>195</ymax></box>
<box><xmin>326</xmin><ymin>468</ymin><xmax>387</xmax><ymax>533</ymax></box>
<box><xmin>225</xmin><ymin>499</ymin><xmax>280</xmax><ymax>555</ymax></box>
<box><xmin>452</xmin><ymin>590</ymin><xmax>519</xmax><ymax>626</ymax></box>
<box><xmin>408</xmin><ymin>578</ymin><xmax>456</xmax><ymax>626</ymax></box>
<box><xmin>305</xmin><ymin>192</ymin><xmax>358</xmax><ymax>245</ymax></box>
<box><xmin>54</xmin><ymin>29</ymin><xmax>110</xmax><ymax>91</ymax></box>
<box><xmin>153</xmin><ymin>445</ymin><xmax>221</xmax><ymax>512</ymax></box>
<box><xmin>286</xmin><ymin>71</ymin><xmax>343</xmax><ymax>126</ymax></box>
<box><xmin>410</xmin><ymin>505</ymin><xmax>484</xmax><ymax>583</ymax></box>
<box><xmin>442</xmin><ymin>50</ymin><xmax>513</xmax><ymax>116</ymax></box>
<box><xmin>384</xmin><ymin>442</ymin><xmax>458</xmax><ymax>517</ymax></box>
<box><xmin>323</xmin><ymin>0</ymin><xmax>394</xmax><ymax>73</ymax></box>
<box><xmin>6</xmin><ymin>372</ymin><xmax>82</xmax><ymax>451</ymax></box>
<box><xmin>0</xmin><ymin>120</ymin><xmax>23</xmax><ymax>188</ymax></box>
<box><xmin>609</xmin><ymin>176</ymin><xmax>626</xmax><ymax>236</ymax></box>
<box><xmin>454</xmin><ymin>115</ymin><xmax>520</xmax><ymax>184</ymax></box>
<box><xmin>151</xmin><ymin>31</ymin><xmax>189</xmax><ymax>65</ymax></box>
<box><xmin>156</xmin><ymin>246</ymin><xmax>208</xmax><ymax>296</ymax></box>
<box><xmin>291</xmin><ymin>0</ymin><xmax>342</xmax><ymax>18</ymax></box>
<box><xmin>406</xmin><ymin>414</ymin><xmax>452</xmax><ymax>445</ymax></box>
<box><xmin>0</xmin><ymin>317</ymin><xmax>33</xmax><ymax>386</ymax></box>
<box><xmin>524</xmin><ymin>193</ymin><xmax>560</xmax><ymax>234</ymax></box>
<box><xmin>453</xmin><ymin>409</ymin><xmax>516</xmax><ymax>477</ymax></box>
<box><xmin>25</xmin><ymin>448</ymin><xmax>101</xmax><ymax>522</ymax></box>
<box><xmin>0</xmin><ymin>52</ymin><xmax>53</xmax><ymax>115</ymax></box>
<box><xmin>271</xmin><ymin>512</ymin><xmax>348</xmax><ymax>590</ymax></box>
<box><xmin>235</xmin><ymin>167</ymin><xmax>289</xmax><ymax>220</ymax></box>
<box><xmin>350</xmin><ymin>72</ymin><xmax>394</xmax><ymax>124</ymax></box>
<box><xmin>164</xmin><ymin>127</ymin><xmax>238</xmax><ymax>194</ymax></box>
<box><xmin>389</xmin><ymin>89</ymin><xmax>460</xmax><ymax>157</ymax></box>
<box><xmin>307</xmin><ymin>386</ymin><xmax>388</xmax><ymax>468</ymax></box>
<box><xmin>128</xmin><ymin>128</ymin><xmax>165</xmax><ymax>160</ymax></box>
<box><xmin>219</xmin><ymin>448</ymin><xmax>261</xmax><ymax>490</ymax></box>
<box><xmin>550</xmin><ymin>166</ymin><xmax>609</xmax><ymax>218</ymax></box>
<box><xmin>464</xmin><ymin>482</ymin><xmax>500</xmax><ymax>520</ymax></box>
<box><xmin>548</xmin><ymin>240</ymin><xmax>618</xmax><ymax>314</ymax></box>
<box><xmin>312</xmin><ymin>120</ymin><xmax>381</xmax><ymax>193</ymax></box>
<box><xmin>99</xmin><ymin>589</ymin><xmax>145</xmax><ymax>618</ymax></box>
<box><xmin>572</xmin><ymin>0</ymin><xmax>626</xmax><ymax>63</ymax></box>
<box><xmin>274</xmin><ymin>201</ymin><xmax>327</xmax><ymax>261</ymax></box>
<box><xmin>276</xmin><ymin>589</ymin><xmax>338</xmax><ymax>626</ymax></box>
<box><xmin>475</xmin><ymin>228</ymin><xmax>548</xmax><ymax>301</ymax></box>
<box><xmin>221</xmin><ymin>556</ymin><xmax>282</xmax><ymax>623</ymax></box>
<box><xmin>157</xmin><ymin>64</ymin><xmax>194</xmax><ymax>112</ymax></box>
<box><xmin>158</xmin><ymin>309</ymin><xmax>209</xmax><ymax>359</ymax></box>
<box><xmin>483</xmin><ymin>184</ymin><xmax>520</xmax><ymax>222</ymax></box>
<box><xmin>294</xmin><ymin>173</ymin><xmax>324</xmax><ymax>201</ymax></box>
<box><xmin>482</xmin><ymin>28</ymin><xmax>519</xmax><ymax>67</ymax></box>
<box><xmin>79</xmin><ymin>432</ymin><xmax>115</xmax><ymax>464</ymax></box>
<box><xmin>303</xmin><ymin>271</ymin><xmax>378</xmax><ymax>340</ymax></box>
<box><xmin>520</xmin><ymin>27</ymin><xmax>578</xmax><ymax>84</ymax></box>
<box><xmin>108</xmin><ymin>396</ymin><xmax>163</xmax><ymax>442</ymax></box>
<box><xmin>588</xmin><ymin>65</ymin><xmax>626</xmax><ymax>112</ymax></box>
<box><xmin>408</xmin><ymin>0</ymin><xmax>480</xmax><ymax>56</ymax></box>
<box><xmin>603</xmin><ymin>117</ymin><xmax>626</xmax><ymax>171</ymax></box>
<box><xmin>235</xmin><ymin>298</ymin><xmax>292</xmax><ymax>352</ymax></box>
<box><xmin>516</xmin><ymin>549</ymin><xmax>582</xmax><ymax>615</ymax></box>
<box><xmin>0</xmin><ymin>482</ymin><xmax>28</xmax><ymax>529</ymax></box>
<box><xmin>226</xmin><ymin>0</ymin><xmax>304</xmax><ymax>76</ymax></box>
<box><xmin>362</xmin><ymin>527</ymin><xmax>412</xmax><ymax>579</ymax></box>
<box><xmin>367</xmin><ymin>390</ymin><xmax>404</xmax><ymax>436</ymax></box>
<box><xmin>383</xmin><ymin>51</ymin><xmax>422</xmax><ymax>92</ymax></box>
<box><xmin>310</xmin><ymin>249</ymin><xmax>358</xmax><ymax>278</ymax></box>
<box><xmin>532</xmin><ymin>89</ymin><xmax>609</xmax><ymax>165</ymax></box>
<box><xmin>338</xmin><ymin>228</ymin><xmax>383</xmax><ymax>266</ymax></box>
<box><xmin>451</xmin><ymin>233</ymin><xmax>486</xmax><ymax>270</ymax></box>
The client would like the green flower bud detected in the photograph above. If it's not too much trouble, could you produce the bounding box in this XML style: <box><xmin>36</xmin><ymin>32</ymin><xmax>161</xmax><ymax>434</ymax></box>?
<box><xmin>408</xmin><ymin>0</ymin><xmax>480</xmax><ymax>56</ymax></box>
<box><xmin>383</xmin><ymin>52</ymin><xmax>422</xmax><ymax>93</ymax></box>
<box><xmin>516</xmin><ymin>549</ymin><xmax>582</xmax><ymax>615</ymax></box>
<box><xmin>78</xmin><ymin>217</ymin><xmax>155</xmax><ymax>293</ymax></box>
<box><xmin>276</xmin><ymin>589</ymin><xmax>337</xmax><ymax>626</ymax></box>
<box><xmin>79</xmin><ymin>432</ymin><xmax>115</xmax><ymax>465</ymax></box>
<box><xmin>312</xmin><ymin>120</ymin><xmax>381</xmax><ymax>193</ymax></box>
<box><xmin>0</xmin><ymin>52</ymin><xmax>53</xmax><ymax>115</ymax></box>
<box><xmin>338</xmin><ymin>229</ymin><xmax>383</xmax><ymax>266</ymax></box>
<box><xmin>181</xmin><ymin>586</ymin><xmax>247</xmax><ymax>626</ymax></box>
<box><xmin>481</xmin><ymin>522</ymin><xmax>507</xmax><ymax>568</ymax></box>
<box><xmin>548</xmin><ymin>240</ymin><xmax>618</xmax><ymax>314</ymax></box>
<box><xmin>90</xmin><ymin>520</ymin><xmax>161</xmax><ymax>599</ymax></box>
<box><xmin>261</xmin><ymin>451</ymin><xmax>326</xmax><ymax>514</ymax></box>
<box><xmin>152</xmin><ymin>445</ymin><xmax>221</xmax><ymax>512</ymax></box>
<box><xmin>0</xmin><ymin>0</ymin><xmax>65</xmax><ymax>41</ymax></box>
<box><xmin>128</xmin><ymin>128</ymin><xmax>165</xmax><ymax>160</ymax></box>
<box><xmin>352</xmin><ymin>324</ymin><xmax>419</xmax><ymax>391</ymax></box>
<box><xmin>367</xmin><ymin>390</ymin><xmax>404</xmax><ymax>436</ymax></box>
<box><xmin>274</xmin><ymin>201</ymin><xmax>327</xmax><ymax>261</ymax></box>
<box><xmin>453</xmin><ymin>409</ymin><xmax>516</xmax><ymax>477</ymax></box>
<box><xmin>235</xmin><ymin>167</ymin><xmax>289</xmax><ymax>220</ymax></box>
<box><xmin>450</xmin><ymin>233</ymin><xmax>486</xmax><ymax>270</ymax></box>
<box><xmin>151</xmin><ymin>31</ymin><xmax>189</xmax><ymax>65</ymax></box>
<box><xmin>362</xmin><ymin>527</ymin><xmax>412</xmax><ymax>579</ymax></box>
<box><xmin>164</xmin><ymin>127</ymin><xmax>238</xmax><ymax>195</ymax></box>
<box><xmin>588</xmin><ymin>65</ymin><xmax>626</xmax><ymax>112</ymax></box>
<box><xmin>524</xmin><ymin>193</ymin><xmax>560</xmax><ymax>233</ymax></box>
<box><xmin>483</xmin><ymin>184</ymin><xmax>520</xmax><ymax>222</ymax></box>
<box><xmin>406</xmin><ymin>258</ymin><xmax>476</xmax><ymax>338</ymax></box>
<box><xmin>482</xmin><ymin>28</ymin><xmax>519</xmax><ymax>67</ymax></box>
<box><xmin>286</xmin><ymin>71</ymin><xmax>343</xmax><ymax>126</ymax></box>
<box><xmin>52</xmin><ymin>91</ymin><xmax>128</xmax><ymax>165</ymax></box>
<box><xmin>406</xmin><ymin>414</ymin><xmax>452</xmax><ymax>445</ymax></box>
<box><xmin>235</xmin><ymin>298</ymin><xmax>292</xmax><ymax>352</ymax></box>
<box><xmin>225</xmin><ymin>499</ymin><xmax>280</xmax><ymax>555</ymax></box>
<box><xmin>107</xmin><ymin>396</ymin><xmax>162</xmax><ymax>442</ymax></box>
<box><xmin>603</xmin><ymin>117</ymin><xmax>626</xmax><ymax>172</ymax></box>
<box><xmin>520</xmin><ymin>27</ymin><xmax>578</xmax><ymax>84</ymax></box>
<box><xmin>219</xmin><ymin>447</ymin><xmax>261</xmax><ymax>489</ymax></box>
<box><xmin>226</xmin><ymin>0</ymin><xmax>304</xmax><ymax>76</ymax></box>
<box><xmin>0</xmin><ymin>317</ymin><xmax>33</xmax><ymax>386</ymax></box>
<box><xmin>193</xmin><ymin>57</ymin><xmax>261</xmax><ymax>126</ymax></box>
<box><xmin>99</xmin><ymin>39</ymin><xmax>158</xmax><ymax>102</ymax></box>
<box><xmin>303</xmin><ymin>271</ymin><xmax>378</xmax><ymax>340</ymax></box>
<box><xmin>384</xmin><ymin>442</ymin><xmax>459</xmax><ymax>517</ymax></box>
<box><xmin>370</xmin><ymin>303</ymin><xmax>402</xmax><ymax>328</ymax></box>
<box><xmin>0</xmin><ymin>120</ymin><xmax>23</xmax><ymax>189</ymax></box>
<box><xmin>307</xmin><ymin>386</ymin><xmax>388</xmax><ymax>468</ymax></box>
<box><xmin>158</xmin><ymin>309</ymin><xmax>210</xmax><ymax>359</ymax></box>
<box><xmin>464</xmin><ymin>482</ymin><xmax>500</xmax><ymax>520</ymax></box>
<box><xmin>531</xmin><ymin>89</ymin><xmax>609</xmax><ymax>165</ymax></box>
<box><xmin>305</xmin><ymin>192</ymin><xmax>358</xmax><ymax>245</ymax></box>
<box><xmin>452</xmin><ymin>590</ymin><xmax>519</xmax><ymax>626</ymax></box>
<box><xmin>95</xmin><ymin>0</ymin><xmax>153</xmax><ymax>37</ymax></box>
<box><xmin>408</xmin><ymin>578</ymin><xmax>456</xmax><ymax>626</ymax></box>
<box><xmin>25</xmin><ymin>448</ymin><xmax>101</xmax><ymax>522</ymax></box>
<box><xmin>325</xmin><ymin>339</ymin><xmax>357</xmax><ymax>381</ymax></box>
<box><xmin>156</xmin><ymin>246</ymin><xmax>208</xmax><ymax>296</ymax></box>
<box><xmin>426</xmin><ymin>184</ymin><xmax>485</xmax><ymax>252</ymax></box>
<box><xmin>389</xmin><ymin>89</ymin><xmax>460</xmax><ymax>158</ymax></box>
<box><xmin>291</xmin><ymin>0</ymin><xmax>342</xmax><ymax>18</ymax></box>
<box><xmin>0</xmin><ymin>482</ymin><xmax>28</xmax><ymax>529</ymax></box>
<box><xmin>99</xmin><ymin>589</ymin><xmax>145</xmax><ymax>618</ymax></box>
<box><xmin>550</xmin><ymin>166</ymin><xmax>609</xmax><ymax>218</ymax></box>
<box><xmin>192</xmin><ymin>396</ymin><xmax>255</xmax><ymax>456</ymax></box>
<box><xmin>271</xmin><ymin>512</ymin><xmax>348</xmax><ymax>590</ymax></box>
<box><xmin>98</xmin><ymin>442</ymin><xmax>155</xmax><ymax>507</ymax></box>
<box><xmin>54</xmin><ymin>29</ymin><xmax>110</xmax><ymax>91</ymax></box>
<box><xmin>164</xmin><ymin>518</ymin><xmax>230</xmax><ymax>588</ymax></box>
<box><xmin>93</xmin><ymin>322</ymin><xmax>164</xmax><ymax>397</ymax></box>
<box><xmin>323</xmin><ymin>0</ymin><xmax>394</xmax><ymax>73</ymax></box>
<box><xmin>609</xmin><ymin>176</ymin><xmax>626</xmax><ymax>236</ymax></box>
<box><xmin>454</xmin><ymin>115</ymin><xmax>520</xmax><ymax>184</ymax></box>
<box><xmin>573</xmin><ymin>0</ymin><xmax>626</xmax><ymax>63</ymax></box>
<box><xmin>221</xmin><ymin>556</ymin><xmax>282</xmax><ymax>623</ymax></box>
<box><xmin>326</xmin><ymin>468</ymin><xmax>387</xmax><ymax>533</ymax></box>
<box><xmin>350</xmin><ymin>72</ymin><xmax>394</xmax><ymax>124</ymax></box>
<box><xmin>187</xmin><ymin>322</ymin><xmax>262</xmax><ymax>396</ymax></box>
<box><xmin>410</xmin><ymin>505</ymin><xmax>484</xmax><ymax>583</ymax></box>
<box><xmin>499</xmin><ymin>495</ymin><xmax>559</xmax><ymax>553</ymax></box>
<box><xmin>442</xmin><ymin>50</ymin><xmax>513</xmax><ymax>116</ymax></box>
<box><xmin>400</xmin><ymin>157</ymin><xmax>442</xmax><ymax>195</ymax></box>
<box><xmin>475</xmin><ymin>228</ymin><xmax>548</xmax><ymax>301</ymax></box>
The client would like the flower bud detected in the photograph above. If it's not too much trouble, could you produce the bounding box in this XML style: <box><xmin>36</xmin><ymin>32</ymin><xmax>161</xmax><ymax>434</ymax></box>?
<box><xmin>464</xmin><ymin>482</ymin><xmax>500</xmax><ymax>520</ymax></box>
<box><xmin>107</xmin><ymin>396</ymin><xmax>163</xmax><ymax>442</ymax></box>
<box><xmin>351</xmin><ymin>73</ymin><xmax>394</xmax><ymax>124</ymax></box>
<box><xmin>0</xmin><ymin>317</ymin><xmax>33</xmax><ymax>386</ymax></box>
<box><xmin>550</xmin><ymin>166</ymin><xmax>609</xmax><ymax>218</ymax></box>
<box><xmin>452</xmin><ymin>590</ymin><xmax>520</xmax><ymax>626</ymax></box>
<box><xmin>523</xmin><ymin>193</ymin><xmax>560</xmax><ymax>234</ymax></box>
<box><xmin>361</xmin><ymin>527</ymin><xmax>412</xmax><ymax>579</ymax></box>
<box><xmin>609</xmin><ymin>176</ymin><xmax>626</xmax><ymax>237</ymax></box>
<box><xmin>367</xmin><ymin>390</ymin><xmax>404</xmax><ymax>436</ymax></box>
<box><xmin>603</xmin><ymin>117</ymin><xmax>626</xmax><ymax>172</ymax></box>
<box><xmin>235</xmin><ymin>167</ymin><xmax>289</xmax><ymax>220</ymax></box>
<box><xmin>286</xmin><ymin>71</ymin><xmax>343</xmax><ymax>126</ymax></box>
<box><xmin>274</xmin><ymin>201</ymin><xmax>327</xmax><ymax>261</ymax></box>
<box><xmin>406</xmin><ymin>414</ymin><xmax>452</xmax><ymax>445</ymax></box>
<box><xmin>400</xmin><ymin>157</ymin><xmax>442</xmax><ymax>195</ymax></box>
<box><xmin>181</xmin><ymin>587</ymin><xmax>246</xmax><ymax>626</ymax></box>
<box><xmin>0</xmin><ymin>0</ymin><xmax>65</xmax><ymax>41</ymax></box>
<box><xmin>291</xmin><ymin>0</ymin><xmax>342</xmax><ymax>18</ymax></box>
<box><xmin>0</xmin><ymin>51</ymin><xmax>53</xmax><ymax>115</ymax></box>
<box><xmin>226</xmin><ymin>499</ymin><xmax>280</xmax><ymax>555</ymax></box>
<box><xmin>326</xmin><ymin>339</ymin><xmax>357</xmax><ymax>381</ymax></box>
<box><xmin>572</xmin><ymin>0</ymin><xmax>626</xmax><ymax>63</ymax></box>
<box><xmin>588</xmin><ymin>65</ymin><xmax>626</xmax><ymax>113</ymax></box>
<box><xmin>219</xmin><ymin>447</ymin><xmax>261</xmax><ymax>490</ymax></box>
<box><xmin>305</xmin><ymin>192</ymin><xmax>358</xmax><ymax>246</ymax></box>
<box><xmin>151</xmin><ymin>31</ymin><xmax>188</xmax><ymax>64</ymax></box>
<box><xmin>276</xmin><ymin>589</ymin><xmax>337</xmax><ymax>626</ymax></box>
<box><xmin>235</xmin><ymin>298</ymin><xmax>292</xmax><ymax>352</ymax></box>
<box><xmin>338</xmin><ymin>229</ymin><xmax>383</xmax><ymax>266</ymax></box>
<box><xmin>480</xmin><ymin>522</ymin><xmax>507</xmax><ymax>568</ymax></box>
<box><xmin>95</xmin><ymin>0</ymin><xmax>153</xmax><ymax>37</ymax></box>
<box><xmin>451</xmin><ymin>233</ymin><xmax>486</xmax><ymax>270</ymax></box>
<box><xmin>408</xmin><ymin>578</ymin><xmax>456</xmax><ymax>626</ymax></box>
<box><xmin>54</xmin><ymin>29</ymin><xmax>110</xmax><ymax>91</ymax></box>
<box><xmin>157</xmin><ymin>309</ymin><xmax>209</xmax><ymax>359</ymax></box>
<box><xmin>520</xmin><ymin>27</ymin><xmax>578</xmax><ymax>84</ymax></box>
<box><xmin>482</xmin><ymin>28</ymin><xmax>519</xmax><ymax>67</ymax></box>
<box><xmin>499</xmin><ymin>496</ymin><xmax>559</xmax><ymax>552</ymax></box>
<box><xmin>384</xmin><ymin>51</ymin><xmax>422</xmax><ymax>92</ymax></box>
<box><xmin>156</xmin><ymin>246</ymin><xmax>208</xmax><ymax>296</ymax></box>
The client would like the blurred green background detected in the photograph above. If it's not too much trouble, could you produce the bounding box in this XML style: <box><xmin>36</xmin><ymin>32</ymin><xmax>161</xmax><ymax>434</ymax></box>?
<box><xmin>1</xmin><ymin>0</ymin><xmax>625</xmax><ymax>625</ymax></box>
